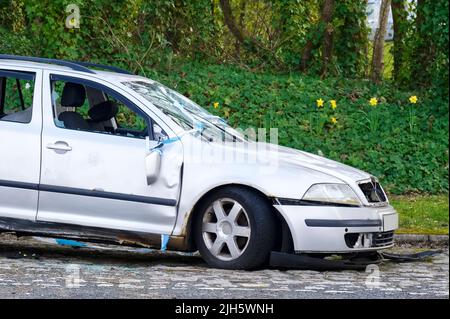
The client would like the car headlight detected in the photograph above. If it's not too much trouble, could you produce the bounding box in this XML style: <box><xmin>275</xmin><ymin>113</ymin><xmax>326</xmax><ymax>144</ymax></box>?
<box><xmin>302</xmin><ymin>184</ymin><xmax>361</xmax><ymax>206</ymax></box>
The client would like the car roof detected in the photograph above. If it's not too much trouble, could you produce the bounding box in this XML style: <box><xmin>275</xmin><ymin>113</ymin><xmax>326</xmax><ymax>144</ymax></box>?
<box><xmin>0</xmin><ymin>59</ymin><xmax>146</xmax><ymax>83</ymax></box>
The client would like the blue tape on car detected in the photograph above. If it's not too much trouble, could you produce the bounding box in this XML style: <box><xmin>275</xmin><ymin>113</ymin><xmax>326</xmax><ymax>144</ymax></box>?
<box><xmin>195</xmin><ymin>122</ymin><xmax>204</xmax><ymax>131</ymax></box>
<box><xmin>160</xmin><ymin>128</ymin><xmax>202</xmax><ymax>146</ymax></box>
<box><xmin>161</xmin><ymin>234</ymin><xmax>170</xmax><ymax>251</ymax></box>
<box><xmin>55</xmin><ymin>239</ymin><xmax>87</xmax><ymax>248</ymax></box>
<box><xmin>161</xmin><ymin>136</ymin><xmax>181</xmax><ymax>145</ymax></box>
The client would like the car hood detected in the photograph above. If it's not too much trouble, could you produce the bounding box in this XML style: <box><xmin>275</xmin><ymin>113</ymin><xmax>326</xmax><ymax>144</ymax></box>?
<box><xmin>264</xmin><ymin>143</ymin><xmax>371</xmax><ymax>181</ymax></box>
<box><xmin>217</xmin><ymin>141</ymin><xmax>372</xmax><ymax>185</ymax></box>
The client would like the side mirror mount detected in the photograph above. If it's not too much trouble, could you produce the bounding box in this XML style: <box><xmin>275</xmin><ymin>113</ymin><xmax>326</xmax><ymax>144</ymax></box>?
<box><xmin>145</xmin><ymin>149</ymin><xmax>162</xmax><ymax>185</ymax></box>
<box><xmin>145</xmin><ymin>137</ymin><xmax>163</xmax><ymax>185</ymax></box>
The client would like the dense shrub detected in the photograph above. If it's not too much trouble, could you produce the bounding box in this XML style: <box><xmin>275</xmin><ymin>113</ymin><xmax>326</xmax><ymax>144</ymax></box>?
<box><xmin>0</xmin><ymin>0</ymin><xmax>446</xmax><ymax>89</ymax></box>
<box><xmin>0</xmin><ymin>0</ymin><xmax>448</xmax><ymax>194</ymax></box>
<box><xmin>148</xmin><ymin>62</ymin><xmax>448</xmax><ymax>195</ymax></box>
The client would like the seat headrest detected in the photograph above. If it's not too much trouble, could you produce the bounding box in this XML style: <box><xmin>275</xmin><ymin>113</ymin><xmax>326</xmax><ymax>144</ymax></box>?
<box><xmin>88</xmin><ymin>101</ymin><xmax>119</xmax><ymax>122</ymax></box>
<box><xmin>61</xmin><ymin>82</ymin><xmax>86</xmax><ymax>108</ymax></box>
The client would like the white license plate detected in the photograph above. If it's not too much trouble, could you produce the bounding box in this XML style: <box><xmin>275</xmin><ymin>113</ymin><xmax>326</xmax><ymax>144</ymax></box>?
<box><xmin>383</xmin><ymin>213</ymin><xmax>399</xmax><ymax>231</ymax></box>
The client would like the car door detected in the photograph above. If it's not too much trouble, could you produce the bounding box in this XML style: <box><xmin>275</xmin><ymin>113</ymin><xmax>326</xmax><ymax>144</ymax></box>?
<box><xmin>36</xmin><ymin>71</ymin><xmax>183</xmax><ymax>235</ymax></box>
<box><xmin>0</xmin><ymin>67</ymin><xmax>42</xmax><ymax>221</ymax></box>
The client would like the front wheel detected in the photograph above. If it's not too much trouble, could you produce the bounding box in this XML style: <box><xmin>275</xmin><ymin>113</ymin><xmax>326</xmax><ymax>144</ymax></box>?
<box><xmin>193</xmin><ymin>187</ymin><xmax>277</xmax><ymax>270</ymax></box>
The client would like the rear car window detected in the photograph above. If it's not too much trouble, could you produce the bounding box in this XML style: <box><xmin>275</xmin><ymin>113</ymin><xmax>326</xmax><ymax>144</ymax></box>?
<box><xmin>0</xmin><ymin>70</ymin><xmax>35</xmax><ymax>124</ymax></box>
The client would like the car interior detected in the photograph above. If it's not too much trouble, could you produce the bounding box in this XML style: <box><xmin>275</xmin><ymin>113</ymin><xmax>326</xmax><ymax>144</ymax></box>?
<box><xmin>51</xmin><ymin>80</ymin><xmax>168</xmax><ymax>141</ymax></box>
<box><xmin>0</xmin><ymin>72</ymin><xmax>34</xmax><ymax>124</ymax></box>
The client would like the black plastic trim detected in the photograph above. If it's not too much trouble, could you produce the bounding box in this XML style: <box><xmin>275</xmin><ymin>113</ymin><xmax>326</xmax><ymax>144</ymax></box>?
<box><xmin>0</xmin><ymin>180</ymin><xmax>176</xmax><ymax>207</ymax></box>
<box><xmin>73</xmin><ymin>61</ymin><xmax>133</xmax><ymax>75</ymax></box>
<box><xmin>39</xmin><ymin>184</ymin><xmax>176</xmax><ymax>206</ymax></box>
<box><xmin>1</xmin><ymin>55</ymin><xmax>133</xmax><ymax>76</ymax></box>
<box><xmin>0</xmin><ymin>69</ymin><xmax>36</xmax><ymax>81</ymax></box>
<box><xmin>0</xmin><ymin>54</ymin><xmax>95</xmax><ymax>74</ymax></box>
<box><xmin>305</xmin><ymin>219</ymin><xmax>382</xmax><ymax>227</ymax></box>
<box><xmin>0</xmin><ymin>179</ymin><xmax>38</xmax><ymax>191</ymax></box>
<box><xmin>275</xmin><ymin>198</ymin><xmax>360</xmax><ymax>208</ymax></box>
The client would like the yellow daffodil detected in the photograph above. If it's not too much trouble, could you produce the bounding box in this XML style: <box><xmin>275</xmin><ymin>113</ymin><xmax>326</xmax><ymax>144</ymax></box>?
<box><xmin>369</xmin><ymin>97</ymin><xmax>378</xmax><ymax>107</ymax></box>
<box><xmin>331</xmin><ymin>117</ymin><xmax>337</xmax><ymax>125</ymax></box>
<box><xmin>409</xmin><ymin>95</ymin><xmax>418</xmax><ymax>104</ymax></box>
<box><xmin>316</xmin><ymin>98</ymin><xmax>324</xmax><ymax>108</ymax></box>
<box><xmin>330</xmin><ymin>100</ymin><xmax>337</xmax><ymax>110</ymax></box>
<box><xmin>213</xmin><ymin>102</ymin><xmax>219</xmax><ymax>109</ymax></box>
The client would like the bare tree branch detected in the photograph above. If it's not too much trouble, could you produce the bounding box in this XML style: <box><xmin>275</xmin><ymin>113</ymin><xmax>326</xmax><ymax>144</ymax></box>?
<box><xmin>219</xmin><ymin>0</ymin><xmax>282</xmax><ymax>66</ymax></box>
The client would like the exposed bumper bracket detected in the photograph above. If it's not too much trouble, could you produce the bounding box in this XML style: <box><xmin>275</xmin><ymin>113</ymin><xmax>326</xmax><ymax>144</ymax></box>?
<box><xmin>269</xmin><ymin>251</ymin><xmax>382</xmax><ymax>271</ymax></box>
<box><xmin>270</xmin><ymin>250</ymin><xmax>443</xmax><ymax>271</ymax></box>
<box><xmin>380</xmin><ymin>250</ymin><xmax>443</xmax><ymax>262</ymax></box>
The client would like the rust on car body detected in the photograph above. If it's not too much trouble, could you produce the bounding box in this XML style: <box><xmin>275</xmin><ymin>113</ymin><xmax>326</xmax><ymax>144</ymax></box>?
<box><xmin>0</xmin><ymin>216</ymin><xmax>191</xmax><ymax>251</ymax></box>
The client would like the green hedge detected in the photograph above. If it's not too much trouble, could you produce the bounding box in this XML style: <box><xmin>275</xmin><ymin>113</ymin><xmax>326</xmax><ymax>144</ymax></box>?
<box><xmin>0</xmin><ymin>0</ymin><xmax>447</xmax><ymax>194</ymax></box>
<box><xmin>146</xmin><ymin>62</ymin><xmax>449</xmax><ymax>195</ymax></box>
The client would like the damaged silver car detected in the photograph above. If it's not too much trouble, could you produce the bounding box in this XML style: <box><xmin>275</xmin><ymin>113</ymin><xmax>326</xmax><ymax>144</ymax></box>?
<box><xmin>0</xmin><ymin>55</ymin><xmax>398</xmax><ymax>270</ymax></box>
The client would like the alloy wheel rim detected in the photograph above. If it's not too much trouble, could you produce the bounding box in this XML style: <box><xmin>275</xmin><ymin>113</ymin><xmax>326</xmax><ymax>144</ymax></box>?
<box><xmin>201</xmin><ymin>198</ymin><xmax>251</xmax><ymax>261</ymax></box>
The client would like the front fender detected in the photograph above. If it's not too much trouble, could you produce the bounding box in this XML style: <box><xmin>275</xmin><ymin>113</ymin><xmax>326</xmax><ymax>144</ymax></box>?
<box><xmin>172</xmin><ymin>159</ymin><xmax>341</xmax><ymax>236</ymax></box>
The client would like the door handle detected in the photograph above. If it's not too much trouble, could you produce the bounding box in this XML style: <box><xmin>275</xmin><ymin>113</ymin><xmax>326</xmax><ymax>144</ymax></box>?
<box><xmin>47</xmin><ymin>141</ymin><xmax>72</xmax><ymax>153</ymax></box>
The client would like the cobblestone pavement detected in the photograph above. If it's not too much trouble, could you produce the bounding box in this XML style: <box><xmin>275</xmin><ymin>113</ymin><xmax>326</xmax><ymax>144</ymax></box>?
<box><xmin>0</xmin><ymin>235</ymin><xmax>448</xmax><ymax>299</ymax></box>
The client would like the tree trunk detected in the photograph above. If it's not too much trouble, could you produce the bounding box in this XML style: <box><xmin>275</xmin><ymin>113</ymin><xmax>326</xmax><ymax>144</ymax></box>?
<box><xmin>370</xmin><ymin>0</ymin><xmax>391</xmax><ymax>83</ymax></box>
<box><xmin>300</xmin><ymin>41</ymin><xmax>314</xmax><ymax>72</ymax></box>
<box><xmin>412</xmin><ymin>0</ymin><xmax>435</xmax><ymax>85</ymax></box>
<box><xmin>235</xmin><ymin>1</ymin><xmax>247</xmax><ymax>58</ymax></box>
<box><xmin>300</xmin><ymin>0</ymin><xmax>335</xmax><ymax>73</ymax></box>
<box><xmin>219</xmin><ymin>0</ymin><xmax>246</xmax><ymax>45</ymax></box>
<box><xmin>391</xmin><ymin>0</ymin><xmax>407</xmax><ymax>81</ymax></box>
<box><xmin>321</xmin><ymin>0</ymin><xmax>335</xmax><ymax>77</ymax></box>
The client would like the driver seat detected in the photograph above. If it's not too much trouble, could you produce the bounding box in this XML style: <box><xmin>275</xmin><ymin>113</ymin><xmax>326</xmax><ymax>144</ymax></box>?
<box><xmin>58</xmin><ymin>82</ymin><xmax>90</xmax><ymax>130</ymax></box>
<box><xmin>88</xmin><ymin>100</ymin><xmax>119</xmax><ymax>132</ymax></box>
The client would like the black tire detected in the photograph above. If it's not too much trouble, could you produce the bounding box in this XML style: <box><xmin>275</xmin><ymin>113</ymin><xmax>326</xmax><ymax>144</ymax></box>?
<box><xmin>193</xmin><ymin>186</ymin><xmax>277</xmax><ymax>270</ymax></box>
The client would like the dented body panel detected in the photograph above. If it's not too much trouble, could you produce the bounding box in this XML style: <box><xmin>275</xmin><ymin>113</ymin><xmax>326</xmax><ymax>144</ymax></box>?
<box><xmin>274</xmin><ymin>204</ymin><xmax>398</xmax><ymax>252</ymax></box>
<box><xmin>36</xmin><ymin>70</ymin><xmax>183</xmax><ymax>235</ymax></box>
<box><xmin>172</xmin><ymin>135</ymin><xmax>344</xmax><ymax>236</ymax></box>
<box><xmin>0</xmin><ymin>216</ymin><xmax>187</xmax><ymax>251</ymax></box>
<box><xmin>0</xmin><ymin>59</ymin><xmax>399</xmax><ymax>258</ymax></box>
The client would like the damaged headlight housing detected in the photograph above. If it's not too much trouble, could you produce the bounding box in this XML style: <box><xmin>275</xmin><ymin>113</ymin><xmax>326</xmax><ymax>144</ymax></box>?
<box><xmin>302</xmin><ymin>184</ymin><xmax>361</xmax><ymax>206</ymax></box>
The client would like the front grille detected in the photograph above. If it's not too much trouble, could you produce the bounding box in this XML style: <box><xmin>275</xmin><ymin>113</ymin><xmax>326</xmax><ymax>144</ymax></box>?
<box><xmin>358</xmin><ymin>179</ymin><xmax>387</xmax><ymax>204</ymax></box>
<box><xmin>372</xmin><ymin>231</ymin><xmax>395</xmax><ymax>247</ymax></box>
<box><xmin>344</xmin><ymin>231</ymin><xmax>395</xmax><ymax>248</ymax></box>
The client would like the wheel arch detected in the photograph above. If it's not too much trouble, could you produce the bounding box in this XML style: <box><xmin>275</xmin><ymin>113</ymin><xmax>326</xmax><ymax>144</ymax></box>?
<box><xmin>180</xmin><ymin>183</ymin><xmax>294</xmax><ymax>253</ymax></box>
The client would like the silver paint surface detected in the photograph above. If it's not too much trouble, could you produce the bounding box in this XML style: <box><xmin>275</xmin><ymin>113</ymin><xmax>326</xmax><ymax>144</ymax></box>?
<box><xmin>0</xmin><ymin>60</ymin><xmax>399</xmax><ymax>254</ymax></box>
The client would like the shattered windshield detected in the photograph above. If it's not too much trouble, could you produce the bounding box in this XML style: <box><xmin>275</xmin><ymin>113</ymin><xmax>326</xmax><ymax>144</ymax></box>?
<box><xmin>123</xmin><ymin>80</ymin><xmax>244</xmax><ymax>142</ymax></box>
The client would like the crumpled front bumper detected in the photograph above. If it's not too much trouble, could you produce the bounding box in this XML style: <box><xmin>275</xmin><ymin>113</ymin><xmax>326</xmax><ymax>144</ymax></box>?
<box><xmin>274</xmin><ymin>203</ymin><xmax>399</xmax><ymax>253</ymax></box>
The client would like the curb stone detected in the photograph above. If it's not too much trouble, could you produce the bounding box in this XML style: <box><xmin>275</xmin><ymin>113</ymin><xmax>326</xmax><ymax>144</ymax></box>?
<box><xmin>395</xmin><ymin>234</ymin><xmax>449</xmax><ymax>245</ymax></box>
